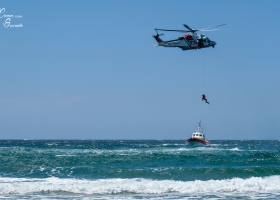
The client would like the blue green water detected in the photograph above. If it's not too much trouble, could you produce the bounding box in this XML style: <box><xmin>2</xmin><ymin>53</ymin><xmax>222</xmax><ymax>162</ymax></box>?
<box><xmin>0</xmin><ymin>140</ymin><xmax>279</xmax><ymax>199</ymax></box>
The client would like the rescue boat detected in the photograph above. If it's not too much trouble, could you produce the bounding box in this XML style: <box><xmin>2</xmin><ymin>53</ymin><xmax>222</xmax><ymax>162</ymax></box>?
<box><xmin>185</xmin><ymin>121</ymin><xmax>210</xmax><ymax>145</ymax></box>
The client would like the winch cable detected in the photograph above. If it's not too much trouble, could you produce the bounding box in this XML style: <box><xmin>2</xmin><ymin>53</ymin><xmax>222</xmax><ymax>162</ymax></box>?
<box><xmin>202</xmin><ymin>48</ymin><xmax>205</xmax><ymax>94</ymax></box>
<box><xmin>202</xmin><ymin>49</ymin><xmax>208</xmax><ymax>137</ymax></box>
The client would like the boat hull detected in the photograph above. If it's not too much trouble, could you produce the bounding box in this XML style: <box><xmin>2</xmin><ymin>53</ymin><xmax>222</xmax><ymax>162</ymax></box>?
<box><xmin>185</xmin><ymin>138</ymin><xmax>210</xmax><ymax>145</ymax></box>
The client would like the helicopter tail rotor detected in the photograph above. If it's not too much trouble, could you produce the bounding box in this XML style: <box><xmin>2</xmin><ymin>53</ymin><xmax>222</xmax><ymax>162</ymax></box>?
<box><xmin>155</xmin><ymin>29</ymin><xmax>164</xmax><ymax>36</ymax></box>
<box><xmin>153</xmin><ymin>31</ymin><xmax>164</xmax><ymax>43</ymax></box>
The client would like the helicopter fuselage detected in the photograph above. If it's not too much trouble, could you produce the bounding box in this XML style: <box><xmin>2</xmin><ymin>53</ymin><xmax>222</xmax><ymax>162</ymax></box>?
<box><xmin>153</xmin><ymin>33</ymin><xmax>216</xmax><ymax>51</ymax></box>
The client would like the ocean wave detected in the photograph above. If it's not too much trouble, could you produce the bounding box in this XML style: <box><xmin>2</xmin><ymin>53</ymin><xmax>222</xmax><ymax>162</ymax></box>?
<box><xmin>0</xmin><ymin>146</ymin><xmax>269</xmax><ymax>159</ymax></box>
<box><xmin>0</xmin><ymin>176</ymin><xmax>280</xmax><ymax>196</ymax></box>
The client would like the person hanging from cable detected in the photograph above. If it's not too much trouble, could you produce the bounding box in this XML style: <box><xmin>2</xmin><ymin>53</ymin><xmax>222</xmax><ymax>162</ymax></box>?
<box><xmin>202</xmin><ymin>94</ymin><xmax>210</xmax><ymax>104</ymax></box>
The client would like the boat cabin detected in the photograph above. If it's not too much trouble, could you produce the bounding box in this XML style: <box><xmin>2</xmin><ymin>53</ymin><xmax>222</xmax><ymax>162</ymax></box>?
<box><xmin>192</xmin><ymin>132</ymin><xmax>205</xmax><ymax>140</ymax></box>
<box><xmin>191</xmin><ymin>121</ymin><xmax>205</xmax><ymax>140</ymax></box>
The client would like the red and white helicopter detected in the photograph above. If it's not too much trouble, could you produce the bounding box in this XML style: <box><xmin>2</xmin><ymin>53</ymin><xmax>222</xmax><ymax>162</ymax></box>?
<box><xmin>153</xmin><ymin>24</ymin><xmax>226</xmax><ymax>51</ymax></box>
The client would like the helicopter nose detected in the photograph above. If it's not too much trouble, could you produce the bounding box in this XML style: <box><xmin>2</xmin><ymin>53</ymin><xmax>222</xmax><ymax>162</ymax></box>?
<box><xmin>211</xmin><ymin>41</ymin><xmax>216</xmax><ymax>48</ymax></box>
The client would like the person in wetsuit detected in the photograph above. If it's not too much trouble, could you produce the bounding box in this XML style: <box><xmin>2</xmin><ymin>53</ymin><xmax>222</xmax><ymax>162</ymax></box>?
<box><xmin>202</xmin><ymin>94</ymin><xmax>210</xmax><ymax>104</ymax></box>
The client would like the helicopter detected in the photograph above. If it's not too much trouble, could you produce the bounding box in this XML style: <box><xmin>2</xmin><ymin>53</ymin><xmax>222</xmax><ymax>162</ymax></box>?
<box><xmin>153</xmin><ymin>24</ymin><xmax>226</xmax><ymax>51</ymax></box>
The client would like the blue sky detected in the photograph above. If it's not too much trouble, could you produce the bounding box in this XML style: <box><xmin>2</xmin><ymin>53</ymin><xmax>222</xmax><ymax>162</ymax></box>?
<box><xmin>0</xmin><ymin>1</ymin><xmax>279</xmax><ymax>139</ymax></box>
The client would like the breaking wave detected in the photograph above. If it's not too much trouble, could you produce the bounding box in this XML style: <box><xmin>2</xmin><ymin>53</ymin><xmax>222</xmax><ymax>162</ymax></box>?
<box><xmin>0</xmin><ymin>176</ymin><xmax>280</xmax><ymax>198</ymax></box>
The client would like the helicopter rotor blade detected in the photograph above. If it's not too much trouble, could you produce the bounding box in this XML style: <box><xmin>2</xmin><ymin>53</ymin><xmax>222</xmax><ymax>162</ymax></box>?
<box><xmin>155</xmin><ymin>24</ymin><xmax>226</xmax><ymax>34</ymax></box>
<box><xmin>155</xmin><ymin>28</ymin><xmax>191</xmax><ymax>33</ymax></box>
<box><xmin>199</xmin><ymin>24</ymin><xmax>226</xmax><ymax>31</ymax></box>
<box><xmin>183</xmin><ymin>24</ymin><xmax>198</xmax><ymax>32</ymax></box>
<box><xmin>199</xmin><ymin>29</ymin><xmax>220</xmax><ymax>32</ymax></box>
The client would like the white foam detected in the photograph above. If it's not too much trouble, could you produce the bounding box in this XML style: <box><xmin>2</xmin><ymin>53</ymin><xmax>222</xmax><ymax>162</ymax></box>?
<box><xmin>0</xmin><ymin>176</ymin><xmax>279</xmax><ymax>196</ymax></box>
<box><xmin>229</xmin><ymin>147</ymin><xmax>241</xmax><ymax>151</ymax></box>
<box><xmin>162</xmin><ymin>143</ymin><xmax>185</xmax><ymax>147</ymax></box>
<box><xmin>208</xmin><ymin>144</ymin><xmax>221</xmax><ymax>147</ymax></box>
<box><xmin>55</xmin><ymin>154</ymin><xmax>77</xmax><ymax>157</ymax></box>
<box><xmin>20</xmin><ymin>145</ymin><xmax>245</xmax><ymax>157</ymax></box>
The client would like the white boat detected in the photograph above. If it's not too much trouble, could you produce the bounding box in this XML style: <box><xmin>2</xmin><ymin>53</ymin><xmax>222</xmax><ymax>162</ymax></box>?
<box><xmin>185</xmin><ymin>121</ymin><xmax>210</xmax><ymax>145</ymax></box>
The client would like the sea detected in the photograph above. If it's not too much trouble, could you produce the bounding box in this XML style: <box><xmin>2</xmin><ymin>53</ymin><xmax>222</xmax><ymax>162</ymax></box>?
<box><xmin>0</xmin><ymin>140</ymin><xmax>279</xmax><ymax>199</ymax></box>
